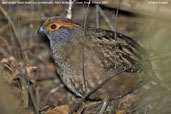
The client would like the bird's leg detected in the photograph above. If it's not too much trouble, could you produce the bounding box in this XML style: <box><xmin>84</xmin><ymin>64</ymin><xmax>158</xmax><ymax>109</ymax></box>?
<box><xmin>69</xmin><ymin>98</ymin><xmax>85</xmax><ymax>114</ymax></box>
<box><xmin>77</xmin><ymin>101</ymin><xmax>101</xmax><ymax>114</ymax></box>
<box><xmin>77</xmin><ymin>101</ymin><xmax>85</xmax><ymax>114</ymax></box>
<box><xmin>98</xmin><ymin>96</ymin><xmax>109</xmax><ymax>114</ymax></box>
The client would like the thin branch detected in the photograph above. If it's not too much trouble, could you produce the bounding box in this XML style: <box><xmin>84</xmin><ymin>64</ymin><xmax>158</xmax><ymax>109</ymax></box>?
<box><xmin>43</xmin><ymin>84</ymin><xmax>64</xmax><ymax>105</ymax></box>
<box><xmin>0</xmin><ymin>5</ymin><xmax>22</xmax><ymax>50</ymax></box>
<box><xmin>114</xmin><ymin>0</ymin><xmax>121</xmax><ymax>70</ymax></box>
<box><xmin>0</xmin><ymin>36</ymin><xmax>12</xmax><ymax>55</ymax></box>
<box><xmin>98</xmin><ymin>6</ymin><xmax>115</xmax><ymax>31</ymax></box>
<box><xmin>96</xmin><ymin>5</ymin><xmax>100</xmax><ymax>28</ymax></box>
<box><xmin>8</xmin><ymin>22</ymin><xmax>18</xmax><ymax>60</ymax></box>
<box><xmin>0</xmin><ymin>5</ymin><xmax>40</xmax><ymax>114</ymax></box>
<box><xmin>0</xmin><ymin>24</ymin><xmax>8</xmax><ymax>33</ymax></box>
<box><xmin>82</xmin><ymin>0</ymin><xmax>90</xmax><ymax>93</ymax></box>
<box><xmin>21</xmin><ymin>44</ymin><xmax>40</xmax><ymax>114</ymax></box>
<box><xmin>66</xmin><ymin>0</ymin><xmax>73</xmax><ymax>19</ymax></box>
<box><xmin>144</xmin><ymin>106</ymin><xmax>148</xmax><ymax>114</ymax></box>
<box><xmin>69</xmin><ymin>63</ymin><xmax>139</xmax><ymax>114</ymax></box>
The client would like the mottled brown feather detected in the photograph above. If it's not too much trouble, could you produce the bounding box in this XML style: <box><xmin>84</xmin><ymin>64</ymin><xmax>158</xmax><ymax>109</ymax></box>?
<box><xmin>39</xmin><ymin>17</ymin><xmax>147</xmax><ymax>100</ymax></box>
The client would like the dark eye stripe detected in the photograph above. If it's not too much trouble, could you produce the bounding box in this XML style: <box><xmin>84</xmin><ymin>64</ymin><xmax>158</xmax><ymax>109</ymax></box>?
<box><xmin>51</xmin><ymin>24</ymin><xmax>57</xmax><ymax>29</ymax></box>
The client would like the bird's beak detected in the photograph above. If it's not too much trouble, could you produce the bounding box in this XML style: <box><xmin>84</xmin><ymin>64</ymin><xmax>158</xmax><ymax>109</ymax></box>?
<box><xmin>37</xmin><ymin>26</ymin><xmax>45</xmax><ymax>34</ymax></box>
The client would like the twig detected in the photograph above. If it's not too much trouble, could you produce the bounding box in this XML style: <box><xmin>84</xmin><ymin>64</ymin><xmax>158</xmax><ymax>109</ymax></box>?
<box><xmin>0</xmin><ymin>5</ymin><xmax>40</xmax><ymax>114</ymax></box>
<box><xmin>98</xmin><ymin>5</ymin><xmax>115</xmax><ymax>31</ymax></box>
<box><xmin>0</xmin><ymin>5</ymin><xmax>22</xmax><ymax>50</ymax></box>
<box><xmin>36</xmin><ymin>76</ymin><xmax>56</xmax><ymax>82</ymax></box>
<box><xmin>0</xmin><ymin>36</ymin><xmax>12</xmax><ymax>55</ymax></box>
<box><xmin>114</xmin><ymin>0</ymin><xmax>121</xmax><ymax>70</ymax></box>
<box><xmin>0</xmin><ymin>24</ymin><xmax>8</xmax><ymax>33</ymax></box>
<box><xmin>8</xmin><ymin>22</ymin><xmax>18</xmax><ymax>60</ymax></box>
<box><xmin>21</xmin><ymin>50</ymin><xmax>39</xmax><ymax>114</ymax></box>
<box><xmin>43</xmin><ymin>84</ymin><xmax>64</xmax><ymax>105</ymax></box>
<box><xmin>69</xmin><ymin>63</ymin><xmax>139</xmax><ymax>114</ymax></box>
<box><xmin>66</xmin><ymin>0</ymin><xmax>73</xmax><ymax>19</ymax></box>
<box><xmin>96</xmin><ymin>5</ymin><xmax>100</xmax><ymax>28</ymax></box>
<box><xmin>82</xmin><ymin>0</ymin><xmax>90</xmax><ymax>93</ymax></box>
<box><xmin>144</xmin><ymin>106</ymin><xmax>148</xmax><ymax>114</ymax></box>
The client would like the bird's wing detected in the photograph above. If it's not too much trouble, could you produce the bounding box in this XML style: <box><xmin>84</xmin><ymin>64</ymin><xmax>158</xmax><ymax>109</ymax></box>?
<box><xmin>86</xmin><ymin>28</ymin><xmax>148</xmax><ymax>73</ymax></box>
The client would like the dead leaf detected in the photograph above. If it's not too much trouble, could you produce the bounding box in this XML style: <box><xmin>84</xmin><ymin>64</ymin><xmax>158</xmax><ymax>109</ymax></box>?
<box><xmin>46</xmin><ymin>105</ymin><xmax>72</xmax><ymax>114</ymax></box>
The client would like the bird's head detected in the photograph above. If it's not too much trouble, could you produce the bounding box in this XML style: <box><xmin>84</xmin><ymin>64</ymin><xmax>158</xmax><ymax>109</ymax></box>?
<box><xmin>38</xmin><ymin>16</ymin><xmax>80</xmax><ymax>47</ymax></box>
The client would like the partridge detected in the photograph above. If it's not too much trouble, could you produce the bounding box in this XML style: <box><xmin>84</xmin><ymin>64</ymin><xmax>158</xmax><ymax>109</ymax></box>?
<box><xmin>38</xmin><ymin>16</ymin><xmax>150</xmax><ymax>113</ymax></box>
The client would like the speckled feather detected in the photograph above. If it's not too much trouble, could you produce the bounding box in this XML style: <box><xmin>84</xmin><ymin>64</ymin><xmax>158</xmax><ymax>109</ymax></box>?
<box><xmin>39</xmin><ymin>17</ymin><xmax>148</xmax><ymax>100</ymax></box>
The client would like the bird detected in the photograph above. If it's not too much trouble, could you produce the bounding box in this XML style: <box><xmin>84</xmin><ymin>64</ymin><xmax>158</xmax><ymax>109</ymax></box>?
<box><xmin>38</xmin><ymin>16</ymin><xmax>150</xmax><ymax>113</ymax></box>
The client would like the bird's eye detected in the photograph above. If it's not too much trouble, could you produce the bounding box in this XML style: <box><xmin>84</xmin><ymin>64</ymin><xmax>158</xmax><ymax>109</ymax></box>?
<box><xmin>51</xmin><ymin>24</ymin><xmax>57</xmax><ymax>29</ymax></box>
<box><xmin>47</xmin><ymin>23</ymin><xmax>61</xmax><ymax>32</ymax></box>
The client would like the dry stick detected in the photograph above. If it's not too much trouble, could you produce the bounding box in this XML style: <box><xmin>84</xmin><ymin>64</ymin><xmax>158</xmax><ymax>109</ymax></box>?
<box><xmin>144</xmin><ymin>106</ymin><xmax>148</xmax><ymax>114</ymax></box>
<box><xmin>0</xmin><ymin>24</ymin><xmax>8</xmax><ymax>33</ymax></box>
<box><xmin>96</xmin><ymin>5</ymin><xmax>100</xmax><ymax>28</ymax></box>
<box><xmin>114</xmin><ymin>0</ymin><xmax>120</xmax><ymax>70</ymax></box>
<box><xmin>20</xmin><ymin>25</ymin><xmax>40</xmax><ymax>114</ymax></box>
<box><xmin>17</xmin><ymin>4</ymin><xmax>32</xmax><ymax>106</ymax></box>
<box><xmin>36</xmin><ymin>76</ymin><xmax>56</xmax><ymax>82</ymax></box>
<box><xmin>0</xmin><ymin>36</ymin><xmax>12</xmax><ymax>55</ymax></box>
<box><xmin>0</xmin><ymin>5</ymin><xmax>22</xmax><ymax>50</ymax></box>
<box><xmin>17</xmin><ymin>5</ymin><xmax>29</xmax><ymax>62</ymax></box>
<box><xmin>7</xmin><ymin>5</ymin><xmax>18</xmax><ymax>60</ymax></box>
<box><xmin>8</xmin><ymin>22</ymin><xmax>18</xmax><ymax>61</ymax></box>
<box><xmin>69</xmin><ymin>63</ymin><xmax>139</xmax><ymax>114</ymax></box>
<box><xmin>82</xmin><ymin>0</ymin><xmax>90</xmax><ymax>93</ymax></box>
<box><xmin>43</xmin><ymin>84</ymin><xmax>64</xmax><ymax>105</ymax></box>
<box><xmin>98</xmin><ymin>6</ymin><xmax>115</xmax><ymax>31</ymax></box>
<box><xmin>66</xmin><ymin>0</ymin><xmax>73</xmax><ymax>19</ymax></box>
<box><xmin>0</xmin><ymin>5</ymin><xmax>40</xmax><ymax>114</ymax></box>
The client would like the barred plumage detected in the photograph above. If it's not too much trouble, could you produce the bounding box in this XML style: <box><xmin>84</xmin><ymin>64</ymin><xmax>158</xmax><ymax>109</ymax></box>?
<box><xmin>38</xmin><ymin>16</ymin><xmax>150</xmax><ymax>113</ymax></box>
